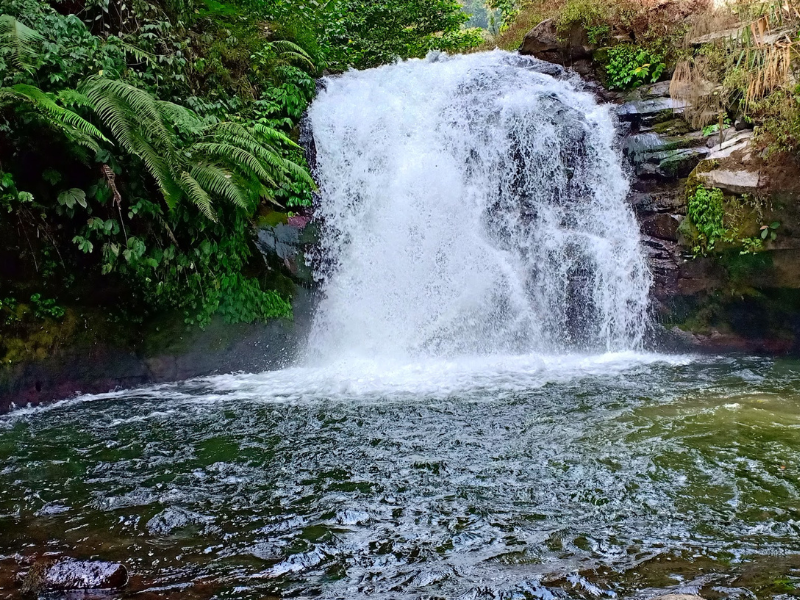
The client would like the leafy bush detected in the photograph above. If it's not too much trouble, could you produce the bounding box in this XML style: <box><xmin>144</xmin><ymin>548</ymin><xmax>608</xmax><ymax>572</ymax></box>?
<box><xmin>687</xmin><ymin>185</ymin><xmax>728</xmax><ymax>255</ymax></box>
<box><xmin>0</xmin><ymin>0</ymin><xmax>486</xmax><ymax>336</ymax></box>
<box><xmin>605</xmin><ymin>45</ymin><xmax>665</xmax><ymax>90</ymax></box>
<box><xmin>0</xmin><ymin>0</ymin><xmax>315</xmax><ymax>328</ymax></box>
<box><xmin>267</xmin><ymin>0</ymin><xmax>482</xmax><ymax>70</ymax></box>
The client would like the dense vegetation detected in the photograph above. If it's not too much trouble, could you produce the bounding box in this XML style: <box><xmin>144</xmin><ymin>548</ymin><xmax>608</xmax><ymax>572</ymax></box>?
<box><xmin>483</xmin><ymin>0</ymin><xmax>800</xmax><ymax>260</ymax></box>
<box><xmin>0</xmin><ymin>0</ymin><xmax>481</xmax><ymax>363</ymax></box>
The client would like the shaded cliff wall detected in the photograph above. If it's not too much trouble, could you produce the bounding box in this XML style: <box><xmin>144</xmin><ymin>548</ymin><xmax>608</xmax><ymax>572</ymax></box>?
<box><xmin>0</xmin><ymin>219</ymin><xmax>318</xmax><ymax>414</ymax></box>
<box><xmin>520</xmin><ymin>27</ymin><xmax>800</xmax><ymax>353</ymax></box>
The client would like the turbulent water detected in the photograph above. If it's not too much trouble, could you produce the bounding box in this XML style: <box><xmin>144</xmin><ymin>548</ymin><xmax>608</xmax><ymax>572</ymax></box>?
<box><xmin>2</xmin><ymin>355</ymin><xmax>800</xmax><ymax>599</ymax></box>
<box><xmin>307</xmin><ymin>51</ymin><xmax>651</xmax><ymax>359</ymax></box>
<box><xmin>2</xmin><ymin>52</ymin><xmax>800</xmax><ymax>600</ymax></box>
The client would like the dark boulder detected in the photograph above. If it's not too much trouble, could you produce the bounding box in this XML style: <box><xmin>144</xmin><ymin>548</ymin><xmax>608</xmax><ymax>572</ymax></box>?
<box><xmin>520</xmin><ymin>19</ymin><xmax>591</xmax><ymax>64</ymax></box>
<box><xmin>44</xmin><ymin>559</ymin><xmax>128</xmax><ymax>590</ymax></box>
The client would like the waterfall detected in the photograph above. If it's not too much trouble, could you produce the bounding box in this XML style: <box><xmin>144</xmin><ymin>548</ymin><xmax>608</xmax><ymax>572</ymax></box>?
<box><xmin>305</xmin><ymin>50</ymin><xmax>651</xmax><ymax>361</ymax></box>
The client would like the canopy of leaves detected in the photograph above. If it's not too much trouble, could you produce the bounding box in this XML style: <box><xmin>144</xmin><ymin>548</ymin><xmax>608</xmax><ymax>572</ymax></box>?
<box><xmin>0</xmin><ymin>0</ymin><xmax>482</xmax><ymax>341</ymax></box>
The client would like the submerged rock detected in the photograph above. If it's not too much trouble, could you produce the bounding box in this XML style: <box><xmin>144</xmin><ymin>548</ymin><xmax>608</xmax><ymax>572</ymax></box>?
<box><xmin>649</xmin><ymin>594</ymin><xmax>704</xmax><ymax>600</ymax></box>
<box><xmin>44</xmin><ymin>559</ymin><xmax>128</xmax><ymax>590</ymax></box>
<box><xmin>147</xmin><ymin>506</ymin><xmax>212</xmax><ymax>535</ymax></box>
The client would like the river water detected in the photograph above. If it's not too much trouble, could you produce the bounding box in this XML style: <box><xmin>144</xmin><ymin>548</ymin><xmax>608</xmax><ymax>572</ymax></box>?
<box><xmin>1</xmin><ymin>354</ymin><xmax>800</xmax><ymax>598</ymax></box>
<box><xmin>1</xmin><ymin>52</ymin><xmax>800</xmax><ymax>598</ymax></box>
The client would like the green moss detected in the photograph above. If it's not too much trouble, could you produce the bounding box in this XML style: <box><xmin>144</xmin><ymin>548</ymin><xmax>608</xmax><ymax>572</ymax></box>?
<box><xmin>652</xmin><ymin>118</ymin><xmax>692</xmax><ymax>135</ymax></box>
<box><xmin>256</xmin><ymin>209</ymin><xmax>290</xmax><ymax>228</ymax></box>
<box><xmin>669</xmin><ymin>287</ymin><xmax>800</xmax><ymax>344</ymax></box>
<box><xmin>0</xmin><ymin>309</ymin><xmax>79</xmax><ymax>365</ymax></box>
<box><xmin>651</xmin><ymin>109</ymin><xmax>676</xmax><ymax>125</ymax></box>
<box><xmin>722</xmin><ymin>251</ymin><xmax>772</xmax><ymax>286</ymax></box>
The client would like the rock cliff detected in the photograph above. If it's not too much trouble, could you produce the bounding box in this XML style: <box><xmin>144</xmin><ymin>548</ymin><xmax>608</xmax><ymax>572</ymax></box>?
<box><xmin>521</xmin><ymin>25</ymin><xmax>800</xmax><ymax>353</ymax></box>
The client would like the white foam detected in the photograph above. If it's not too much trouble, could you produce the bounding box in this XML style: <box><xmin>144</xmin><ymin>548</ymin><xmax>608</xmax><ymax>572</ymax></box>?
<box><xmin>306</xmin><ymin>50</ymin><xmax>652</xmax><ymax>360</ymax></box>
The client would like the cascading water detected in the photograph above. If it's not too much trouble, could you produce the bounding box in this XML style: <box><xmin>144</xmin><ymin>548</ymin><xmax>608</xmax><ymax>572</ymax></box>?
<box><xmin>306</xmin><ymin>50</ymin><xmax>651</xmax><ymax>362</ymax></box>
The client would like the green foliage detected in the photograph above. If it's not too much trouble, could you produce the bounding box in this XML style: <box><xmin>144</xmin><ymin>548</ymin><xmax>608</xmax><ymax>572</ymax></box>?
<box><xmin>484</xmin><ymin>0</ymin><xmax>519</xmax><ymax>31</ymax></box>
<box><xmin>557</xmin><ymin>0</ymin><xmax>607</xmax><ymax>33</ymax></box>
<box><xmin>0</xmin><ymin>14</ymin><xmax>43</xmax><ymax>72</ymax></box>
<box><xmin>0</xmin><ymin>83</ymin><xmax>107</xmax><ymax>151</ymax></box>
<box><xmin>739</xmin><ymin>236</ymin><xmax>763</xmax><ymax>255</ymax></box>
<box><xmin>30</xmin><ymin>293</ymin><xmax>65</xmax><ymax>320</ymax></box>
<box><xmin>760</xmin><ymin>221</ymin><xmax>780</xmax><ymax>241</ymax></box>
<box><xmin>0</xmin><ymin>0</ymin><xmax>475</xmax><ymax>334</ymax></box>
<box><xmin>687</xmin><ymin>185</ymin><xmax>728</xmax><ymax>255</ymax></box>
<box><xmin>586</xmin><ymin>24</ymin><xmax>610</xmax><ymax>46</ymax></box>
<box><xmin>702</xmin><ymin>117</ymin><xmax>732</xmax><ymax>137</ymax></box>
<box><xmin>0</xmin><ymin>171</ymin><xmax>34</xmax><ymax>212</ymax></box>
<box><xmin>751</xmin><ymin>85</ymin><xmax>800</xmax><ymax>156</ymax></box>
<box><xmin>267</xmin><ymin>0</ymin><xmax>482</xmax><ymax>70</ymax></box>
<box><xmin>605</xmin><ymin>45</ymin><xmax>665</xmax><ymax>90</ymax></box>
<box><xmin>0</xmin><ymin>0</ymin><xmax>319</xmax><ymax>329</ymax></box>
<box><xmin>80</xmin><ymin>76</ymin><xmax>312</xmax><ymax>220</ymax></box>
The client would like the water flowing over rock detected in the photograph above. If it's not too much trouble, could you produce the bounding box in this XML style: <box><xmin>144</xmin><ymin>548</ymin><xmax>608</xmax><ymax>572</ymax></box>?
<box><xmin>306</xmin><ymin>51</ymin><xmax>651</xmax><ymax>360</ymax></box>
<box><xmin>43</xmin><ymin>559</ymin><xmax>128</xmax><ymax>590</ymax></box>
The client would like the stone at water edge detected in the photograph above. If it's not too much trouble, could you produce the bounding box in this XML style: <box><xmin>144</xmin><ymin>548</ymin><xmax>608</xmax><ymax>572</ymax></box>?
<box><xmin>44</xmin><ymin>559</ymin><xmax>128</xmax><ymax>590</ymax></box>
<box><xmin>520</xmin><ymin>18</ymin><xmax>591</xmax><ymax>62</ymax></box>
<box><xmin>520</xmin><ymin>18</ymin><xmax>560</xmax><ymax>55</ymax></box>
<box><xmin>649</xmin><ymin>595</ymin><xmax>706</xmax><ymax>600</ymax></box>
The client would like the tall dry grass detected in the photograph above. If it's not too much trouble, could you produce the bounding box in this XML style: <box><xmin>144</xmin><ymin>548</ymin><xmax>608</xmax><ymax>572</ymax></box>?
<box><xmin>670</xmin><ymin>0</ymin><xmax>799</xmax><ymax>124</ymax></box>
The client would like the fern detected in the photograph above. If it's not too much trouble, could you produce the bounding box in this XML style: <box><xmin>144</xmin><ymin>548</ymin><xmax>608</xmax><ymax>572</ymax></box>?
<box><xmin>1</xmin><ymin>67</ymin><xmax>313</xmax><ymax>220</ymax></box>
<box><xmin>179</xmin><ymin>171</ymin><xmax>216</xmax><ymax>221</ymax></box>
<box><xmin>57</xmin><ymin>89</ymin><xmax>96</xmax><ymax>110</ymax></box>
<box><xmin>270</xmin><ymin>40</ymin><xmax>316</xmax><ymax>71</ymax></box>
<box><xmin>191</xmin><ymin>142</ymin><xmax>276</xmax><ymax>185</ymax></box>
<box><xmin>0</xmin><ymin>15</ymin><xmax>43</xmax><ymax>72</ymax></box>
<box><xmin>156</xmin><ymin>101</ymin><xmax>205</xmax><ymax>134</ymax></box>
<box><xmin>108</xmin><ymin>37</ymin><xmax>157</xmax><ymax>67</ymax></box>
<box><xmin>190</xmin><ymin>163</ymin><xmax>249</xmax><ymax>209</ymax></box>
<box><xmin>0</xmin><ymin>84</ymin><xmax>108</xmax><ymax>150</ymax></box>
<box><xmin>252</xmin><ymin>123</ymin><xmax>300</xmax><ymax>148</ymax></box>
<box><xmin>83</xmin><ymin>77</ymin><xmax>176</xmax><ymax>152</ymax></box>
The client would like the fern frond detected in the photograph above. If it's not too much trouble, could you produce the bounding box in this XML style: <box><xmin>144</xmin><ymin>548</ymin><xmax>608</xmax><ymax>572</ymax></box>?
<box><xmin>110</xmin><ymin>38</ymin><xmax>156</xmax><ymax>66</ymax></box>
<box><xmin>192</xmin><ymin>142</ymin><xmax>277</xmax><ymax>186</ymax></box>
<box><xmin>6</xmin><ymin>84</ymin><xmax>109</xmax><ymax>143</ymax></box>
<box><xmin>252</xmin><ymin>123</ymin><xmax>301</xmax><ymax>149</ymax></box>
<box><xmin>0</xmin><ymin>15</ymin><xmax>43</xmax><ymax>72</ymax></box>
<box><xmin>126</xmin><ymin>128</ymin><xmax>180</xmax><ymax>205</ymax></box>
<box><xmin>156</xmin><ymin>100</ymin><xmax>204</xmax><ymax>134</ymax></box>
<box><xmin>58</xmin><ymin>127</ymin><xmax>102</xmax><ymax>153</ymax></box>
<box><xmin>270</xmin><ymin>40</ymin><xmax>315</xmax><ymax>70</ymax></box>
<box><xmin>212</xmin><ymin>131</ymin><xmax>280</xmax><ymax>165</ymax></box>
<box><xmin>270</xmin><ymin>40</ymin><xmax>310</xmax><ymax>56</ymax></box>
<box><xmin>280</xmin><ymin>51</ymin><xmax>316</xmax><ymax>70</ymax></box>
<box><xmin>82</xmin><ymin>77</ymin><xmax>175</xmax><ymax>152</ymax></box>
<box><xmin>179</xmin><ymin>171</ymin><xmax>216</xmax><ymax>221</ymax></box>
<box><xmin>190</xmin><ymin>163</ymin><xmax>249</xmax><ymax>209</ymax></box>
<box><xmin>57</xmin><ymin>89</ymin><xmax>96</xmax><ymax>110</ymax></box>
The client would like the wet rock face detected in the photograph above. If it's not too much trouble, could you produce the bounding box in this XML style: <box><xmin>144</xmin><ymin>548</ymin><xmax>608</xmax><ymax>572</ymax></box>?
<box><xmin>520</xmin><ymin>18</ymin><xmax>592</xmax><ymax>64</ymax></box>
<box><xmin>44</xmin><ymin>559</ymin><xmax>128</xmax><ymax>590</ymax></box>
<box><xmin>615</xmin><ymin>82</ymin><xmax>695</xmax><ymax>304</ymax></box>
<box><xmin>612</xmin><ymin>81</ymin><xmax>800</xmax><ymax>353</ymax></box>
<box><xmin>255</xmin><ymin>218</ymin><xmax>317</xmax><ymax>284</ymax></box>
